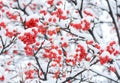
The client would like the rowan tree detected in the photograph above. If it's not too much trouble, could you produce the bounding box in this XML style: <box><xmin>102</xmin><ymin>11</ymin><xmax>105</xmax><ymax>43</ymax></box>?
<box><xmin>0</xmin><ymin>0</ymin><xmax>120</xmax><ymax>83</ymax></box>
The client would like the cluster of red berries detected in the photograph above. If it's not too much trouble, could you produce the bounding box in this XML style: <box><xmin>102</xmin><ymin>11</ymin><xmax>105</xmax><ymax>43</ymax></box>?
<box><xmin>74</xmin><ymin>44</ymin><xmax>87</xmax><ymax>61</ymax></box>
<box><xmin>25</xmin><ymin>18</ymin><xmax>39</xmax><ymax>28</ymax></box>
<box><xmin>70</xmin><ymin>19</ymin><xmax>90</xmax><ymax>31</ymax></box>
<box><xmin>19</xmin><ymin>29</ymin><xmax>37</xmax><ymax>45</ymax></box>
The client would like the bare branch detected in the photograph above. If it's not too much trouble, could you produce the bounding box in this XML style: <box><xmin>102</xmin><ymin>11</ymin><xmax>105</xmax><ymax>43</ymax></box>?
<box><xmin>90</xmin><ymin>69</ymin><xmax>119</xmax><ymax>83</ymax></box>
<box><xmin>106</xmin><ymin>0</ymin><xmax>120</xmax><ymax>46</ymax></box>
<box><xmin>62</xmin><ymin>69</ymin><xmax>86</xmax><ymax>83</ymax></box>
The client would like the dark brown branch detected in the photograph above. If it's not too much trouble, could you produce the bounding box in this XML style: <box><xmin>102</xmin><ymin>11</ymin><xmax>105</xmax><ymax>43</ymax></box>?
<box><xmin>89</xmin><ymin>3</ymin><xmax>109</xmax><ymax>12</ymax></box>
<box><xmin>71</xmin><ymin>0</ymin><xmax>77</xmax><ymax>5</ymax></box>
<box><xmin>106</xmin><ymin>0</ymin><xmax>120</xmax><ymax>79</ymax></box>
<box><xmin>5</xmin><ymin>36</ymin><xmax>17</xmax><ymax>48</ymax></box>
<box><xmin>24</xmin><ymin>0</ymin><xmax>32</xmax><ymax>11</ymax></box>
<box><xmin>44</xmin><ymin>60</ymin><xmax>52</xmax><ymax>80</ymax></box>
<box><xmin>33</xmin><ymin>40</ymin><xmax>47</xmax><ymax>80</ymax></box>
<box><xmin>34</xmin><ymin>40</ymin><xmax>45</xmax><ymax>56</ymax></box>
<box><xmin>78</xmin><ymin>0</ymin><xmax>84</xmax><ymax>18</ymax></box>
<box><xmin>106</xmin><ymin>0</ymin><xmax>120</xmax><ymax>46</ymax></box>
<box><xmin>0</xmin><ymin>36</ymin><xmax>17</xmax><ymax>55</ymax></box>
<box><xmin>90</xmin><ymin>69</ymin><xmax>119</xmax><ymax>83</ymax></box>
<box><xmin>34</xmin><ymin>56</ymin><xmax>45</xmax><ymax>77</ymax></box>
<box><xmin>90</xmin><ymin>59</ymin><xmax>99</xmax><ymax>66</ymax></box>
<box><xmin>0</xmin><ymin>36</ymin><xmax>5</xmax><ymax>55</ymax></box>
<box><xmin>16</xmin><ymin>0</ymin><xmax>29</xmax><ymax>16</ymax></box>
<box><xmin>62</xmin><ymin>69</ymin><xmax>86</xmax><ymax>83</ymax></box>
<box><xmin>60</xmin><ymin>28</ymin><xmax>85</xmax><ymax>40</ymax></box>
<box><xmin>0</xmin><ymin>36</ymin><xmax>5</xmax><ymax>47</ymax></box>
<box><xmin>88</xmin><ymin>29</ymin><xmax>98</xmax><ymax>43</ymax></box>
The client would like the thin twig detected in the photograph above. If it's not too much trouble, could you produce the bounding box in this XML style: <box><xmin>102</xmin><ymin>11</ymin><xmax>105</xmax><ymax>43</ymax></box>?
<box><xmin>106</xmin><ymin>0</ymin><xmax>120</xmax><ymax>46</ymax></box>
<box><xmin>62</xmin><ymin>69</ymin><xmax>86</xmax><ymax>83</ymax></box>
<box><xmin>90</xmin><ymin>69</ymin><xmax>119</xmax><ymax>83</ymax></box>
<box><xmin>33</xmin><ymin>40</ymin><xmax>46</xmax><ymax>80</ymax></box>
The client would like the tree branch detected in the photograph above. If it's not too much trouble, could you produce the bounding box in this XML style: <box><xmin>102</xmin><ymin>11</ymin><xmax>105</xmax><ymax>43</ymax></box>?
<box><xmin>33</xmin><ymin>40</ymin><xmax>47</xmax><ymax>80</ymax></box>
<box><xmin>0</xmin><ymin>36</ymin><xmax>17</xmax><ymax>55</ymax></box>
<box><xmin>60</xmin><ymin>28</ymin><xmax>85</xmax><ymax>40</ymax></box>
<box><xmin>16</xmin><ymin>0</ymin><xmax>29</xmax><ymax>16</ymax></box>
<box><xmin>106</xmin><ymin>0</ymin><xmax>120</xmax><ymax>46</ymax></box>
<box><xmin>62</xmin><ymin>69</ymin><xmax>86</xmax><ymax>83</ymax></box>
<box><xmin>90</xmin><ymin>69</ymin><xmax>119</xmax><ymax>83</ymax></box>
<box><xmin>78</xmin><ymin>0</ymin><xmax>84</xmax><ymax>18</ymax></box>
<box><xmin>88</xmin><ymin>29</ymin><xmax>98</xmax><ymax>43</ymax></box>
<box><xmin>44</xmin><ymin>60</ymin><xmax>52</xmax><ymax>80</ymax></box>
